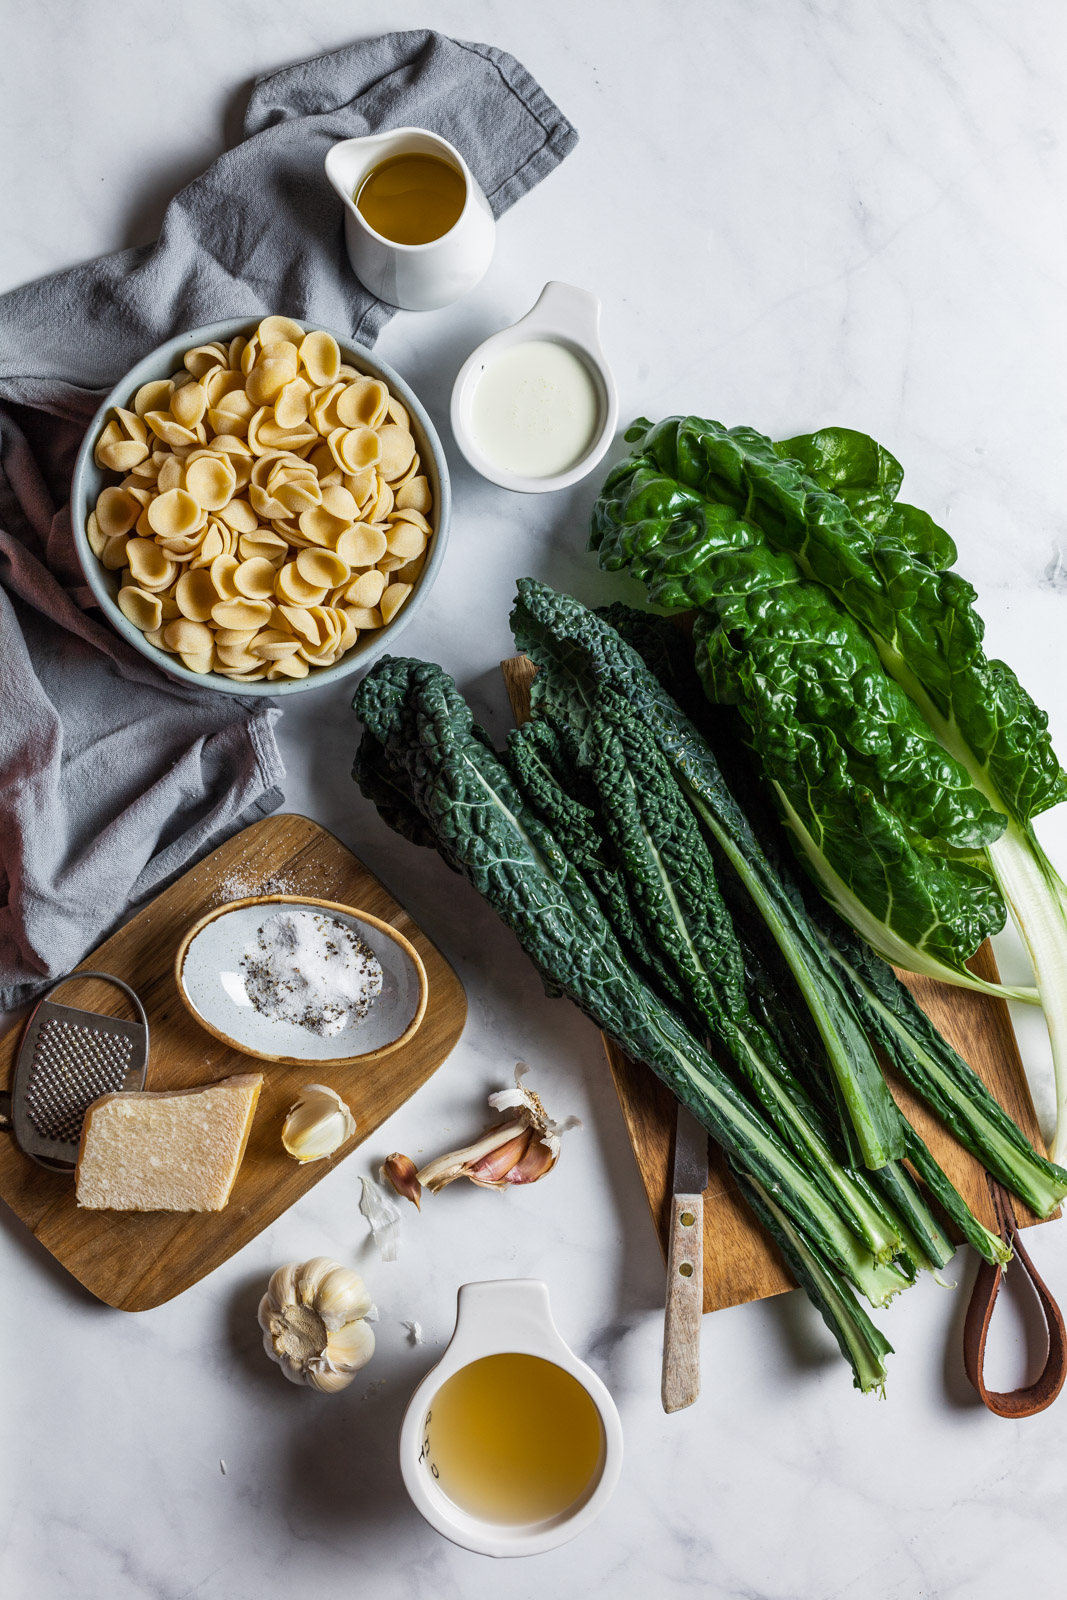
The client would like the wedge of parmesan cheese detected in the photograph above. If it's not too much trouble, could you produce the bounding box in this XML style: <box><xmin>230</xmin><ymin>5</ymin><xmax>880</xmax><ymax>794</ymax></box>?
<box><xmin>75</xmin><ymin>1074</ymin><xmax>262</xmax><ymax>1211</ymax></box>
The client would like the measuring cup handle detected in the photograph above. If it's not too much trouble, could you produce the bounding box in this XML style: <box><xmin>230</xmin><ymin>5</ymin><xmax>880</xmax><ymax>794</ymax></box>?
<box><xmin>516</xmin><ymin>281</ymin><xmax>604</xmax><ymax>348</ymax></box>
<box><xmin>451</xmin><ymin>1278</ymin><xmax>570</xmax><ymax>1362</ymax></box>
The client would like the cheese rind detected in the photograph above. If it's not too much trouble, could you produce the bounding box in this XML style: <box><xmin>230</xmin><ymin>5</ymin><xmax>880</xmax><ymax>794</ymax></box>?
<box><xmin>75</xmin><ymin>1074</ymin><xmax>262</xmax><ymax>1211</ymax></box>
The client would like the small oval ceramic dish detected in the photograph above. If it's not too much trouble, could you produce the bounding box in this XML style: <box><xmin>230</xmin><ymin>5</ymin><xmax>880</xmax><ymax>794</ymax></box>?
<box><xmin>174</xmin><ymin>895</ymin><xmax>428</xmax><ymax>1067</ymax></box>
<box><xmin>69</xmin><ymin>316</ymin><xmax>451</xmax><ymax>697</ymax></box>
<box><xmin>450</xmin><ymin>281</ymin><xmax>618</xmax><ymax>494</ymax></box>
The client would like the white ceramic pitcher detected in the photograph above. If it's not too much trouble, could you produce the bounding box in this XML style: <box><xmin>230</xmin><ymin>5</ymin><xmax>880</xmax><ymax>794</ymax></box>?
<box><xmin>324</xmin><ymin>127</ymin><xmax>495</xmax><ymax>312</ymax></box>
<box><xmin>399</xmin><ymin>1279</ymin><xmax>624</xmax><ymax>1557</ymax></box>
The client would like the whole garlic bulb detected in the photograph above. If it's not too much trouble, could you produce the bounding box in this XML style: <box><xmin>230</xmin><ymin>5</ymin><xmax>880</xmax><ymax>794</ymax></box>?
<box><xmin>258</xmin><ymin>1257</ymin><xmax>374</xmax><ymax>1393</ymax></box>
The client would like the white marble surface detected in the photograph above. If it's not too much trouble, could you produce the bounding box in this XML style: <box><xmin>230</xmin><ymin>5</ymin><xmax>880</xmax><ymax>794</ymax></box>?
<box><xmin>4</xmin><ymin>3</ymin><xmax>1067</xmax><ymax>1596</ymax></box>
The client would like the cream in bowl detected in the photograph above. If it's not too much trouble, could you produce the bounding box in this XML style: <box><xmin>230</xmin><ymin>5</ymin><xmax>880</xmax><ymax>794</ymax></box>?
<box><xmin>450</xmin><ymin>282</ymin><xmax>618</xmax><ymax>494</ymax></box>
<box><xmin>175</xmin><ymin>895</ymin><xmax>427</xmax><ymax>1066</ymax></box>
<box><xmin>470</xmin><ymin>340</ymin><xmax>602</xmax><ymax>479</ymax></box>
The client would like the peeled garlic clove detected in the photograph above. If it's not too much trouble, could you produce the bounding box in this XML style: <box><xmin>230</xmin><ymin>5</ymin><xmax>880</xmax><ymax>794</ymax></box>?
<box><xmin>281</xmin><ymin>1084</ymin><xmax>356</xmax><ymax>1164</ymax></box>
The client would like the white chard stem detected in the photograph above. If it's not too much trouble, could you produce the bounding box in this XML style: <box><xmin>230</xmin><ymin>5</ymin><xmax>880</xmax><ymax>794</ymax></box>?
<box><xmin>986</xmin><ymin>821</ymin><xmax>1067</xmax><ymax>1163</ymax></box>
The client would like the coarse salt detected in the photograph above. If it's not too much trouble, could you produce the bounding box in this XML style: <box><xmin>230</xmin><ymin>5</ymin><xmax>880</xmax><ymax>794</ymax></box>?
<box><xmin>241</xmin><ymin>910</ymin><xmax>383</xmax><ymax>1037</ymax></box>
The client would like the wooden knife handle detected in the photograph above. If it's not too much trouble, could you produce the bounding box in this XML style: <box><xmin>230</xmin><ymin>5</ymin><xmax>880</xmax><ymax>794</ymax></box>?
<box><xmin>662</xmin><ymin>1191</ymin><xmax>704</xmax><ymax>1413</ymax></box>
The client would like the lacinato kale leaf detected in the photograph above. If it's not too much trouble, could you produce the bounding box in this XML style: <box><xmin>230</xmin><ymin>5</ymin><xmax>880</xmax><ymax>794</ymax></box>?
<box><xmin>353</xmin><ymin>654</ymin><xmax>909</xmax><ymax>1316</ymax></box>
<box><xmin>512</xmin><ymin>577</ymin><xmax>905</xmax><ymax>1168</ymax></box>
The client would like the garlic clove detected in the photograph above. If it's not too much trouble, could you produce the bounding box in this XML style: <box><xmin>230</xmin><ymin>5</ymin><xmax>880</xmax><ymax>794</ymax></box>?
<box><xmin>381</xmin><ymin>1065</ymin><xmax>579</xmax><ymax>1207</ymax></box>
<box><xmin>323</xmin><ymin>1317</ymin><xmax>375</xmax><ymax>1369</ymax></box>
<box><xmin>416</xmin><ymin>1119</ymin><xmax>530</xmax><ymax>1195</ymax></box>
<box><xmin>294</xmin><ymin>1255</ymin><xmax>338</xmax><ymax>1306</ymax></box>
<box><xmin>263</xmin><ymin>1261</ymin><xmax>300</xmax><ymax>1317</ymax></box>
<box><xmin>282</xmin><ymin>1083</ymin><xmax>357</xmax><ymax>1164</ymax></box>
<box><xmin>382</xmin><ymin>1151</ymin><xmax>422</xmax><ymax>1209</ymax></box>
<box><xmin>315</xmin><ymin>1264</ymin><xmax>373</xmax><ymax>1330</ymax></box>
<box><xmin>305</xmin><ymin>1360</ymin><xmax>360</xmax><ymax>1395</ymax></box>
<box><xmin>467</xmin><ymin>1128</ymin><xmax>535</xmax><ymax>1187</ymax></box>
<box><xmin>504</xmin><ymin>1132</ymin><xmax>557</xmax><ymax>1185</ymax></box>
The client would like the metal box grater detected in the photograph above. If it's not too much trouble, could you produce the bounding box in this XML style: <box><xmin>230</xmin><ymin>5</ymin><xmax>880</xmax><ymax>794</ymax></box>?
<box><xmin>1</xmin><ymin>972</ymin><xmax>148</xmax><ymax>1172</ymax></box>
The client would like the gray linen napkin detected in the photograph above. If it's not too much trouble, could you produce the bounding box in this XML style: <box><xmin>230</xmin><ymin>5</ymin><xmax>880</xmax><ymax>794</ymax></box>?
<box><xmin>0</xmin><ymin>31</ymin><xmax>578</xmax><ymax>1008</ymax></box>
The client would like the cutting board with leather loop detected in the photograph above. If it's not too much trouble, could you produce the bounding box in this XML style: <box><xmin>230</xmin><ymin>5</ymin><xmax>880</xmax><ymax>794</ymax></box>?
<box><xmin>501</xmin><ymin>654</ymin><xmax>1065</xmax><ymax>1415</ymax></box>
<box><xmin>0</xmin><ymin>814</ymin><xmax>466</xmax><ymax>1311</ymax></box>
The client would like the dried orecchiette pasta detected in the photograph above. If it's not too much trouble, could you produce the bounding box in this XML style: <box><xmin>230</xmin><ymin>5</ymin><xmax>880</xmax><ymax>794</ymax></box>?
<box><xmin>89</xmin><ymin>318</ymin><xmax>431</xmax><ymax>681</ymax></box>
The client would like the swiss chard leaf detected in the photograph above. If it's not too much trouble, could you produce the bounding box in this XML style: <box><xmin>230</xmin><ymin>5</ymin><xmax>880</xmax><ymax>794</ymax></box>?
<box><xmin>592</xmin><ymin>454</ymin><xmax>1008</xmax><ymax>985</ymax></box>
<box><xmin>774</xmin><ymin>428</ymin><xmax>957</xmax><ymax>571</ymax></box>
<box><xmin>624</xmin><ymin>415</ymin><xmax>1067</xmax><ymax>823</ymax></box>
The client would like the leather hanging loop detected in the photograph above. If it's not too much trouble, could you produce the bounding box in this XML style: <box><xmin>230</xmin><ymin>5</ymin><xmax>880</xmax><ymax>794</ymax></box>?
<box><xmin>963</xmin><ymin>1176</ymin><xmax>1067</xmax><ymax>1418</ymax></box>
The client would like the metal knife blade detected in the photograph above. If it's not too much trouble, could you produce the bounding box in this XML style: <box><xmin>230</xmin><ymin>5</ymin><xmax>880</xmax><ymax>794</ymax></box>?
<box><xmin>661</xmin><ymin>1102</ymin><xmax>710</xmax><ymax>1413</ymax></box>
<box><xmin>672</xmin><ymin>1102</ymin><xmax>710</xmax><ymax>1195</ymax></box>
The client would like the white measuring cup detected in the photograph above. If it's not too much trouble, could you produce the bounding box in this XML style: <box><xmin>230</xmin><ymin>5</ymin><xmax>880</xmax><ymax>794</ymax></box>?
<box><xmin>324</xmin><ymin>127</ymin><xmax>495</xmax><ymax>311</ymax></box>
<box><xmin>450</xmin><ymin>281</ymin><xmax>619</xmax><ymax>492</ymax></box>
<box><xmin>399</xmin><ymin>1279</ymin><xmax>623</xmax><ymax>1557</ymax></box>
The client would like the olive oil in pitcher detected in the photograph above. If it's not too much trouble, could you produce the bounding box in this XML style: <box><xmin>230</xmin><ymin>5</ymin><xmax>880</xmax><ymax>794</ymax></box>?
<box><xmin>355</xmin><ymin>152</ymin><xmax>466</xmax><ymax>246</ymax></box>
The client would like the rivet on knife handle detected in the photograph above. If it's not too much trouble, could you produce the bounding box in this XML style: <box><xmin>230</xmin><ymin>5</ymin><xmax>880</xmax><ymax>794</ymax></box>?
<box><xmin>662</xmin><ymin>1190</ymin><xmax>704</xmax><ymax>1412</ymax></box>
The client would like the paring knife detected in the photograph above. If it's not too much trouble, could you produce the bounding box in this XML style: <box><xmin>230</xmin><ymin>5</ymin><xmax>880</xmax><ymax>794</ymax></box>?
<box><xmin>661</xmin><ymin>1101</ymin><xmax>709</xmax><ymax>1413</ymax></box>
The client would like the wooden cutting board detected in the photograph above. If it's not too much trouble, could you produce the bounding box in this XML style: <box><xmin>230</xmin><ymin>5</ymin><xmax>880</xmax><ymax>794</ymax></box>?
<box><xmin>0</xmin><ymin>814</ymin><xmax>466</xmax><ymax>1311</ymax></box>
<box><xmin>501</xmin><ymin>655</ymin><xmax>1053</xmax><ymax>1313</ymax></box>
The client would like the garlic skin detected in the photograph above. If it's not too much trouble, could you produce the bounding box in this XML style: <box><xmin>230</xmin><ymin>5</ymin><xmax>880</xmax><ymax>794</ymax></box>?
<box><xmin>361</xmin><ymin>1175</ymin><xmax>402</xmax><ymax>1261</ymax></box>
<box><xmin>383</xmin><ymin>1063</ymin><xmax>579</xmax><ymax>1206</ymax></box>
<box><xmin>281</xmin><ymin>1084</ymin><xmax>356</xmax><ymax>1164</ymax></box>
<box><xmin>258</xmin><ymin>1256</ymin><xmax>374</xmax><ymax>1393</ymax></box>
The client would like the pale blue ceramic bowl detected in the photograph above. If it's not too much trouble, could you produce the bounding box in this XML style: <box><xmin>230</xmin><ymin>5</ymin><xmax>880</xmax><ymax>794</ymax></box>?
<box><xmin>70</xmin><ymin>316</ymin><xmax>451</xmax><ymax>696</ymax></box>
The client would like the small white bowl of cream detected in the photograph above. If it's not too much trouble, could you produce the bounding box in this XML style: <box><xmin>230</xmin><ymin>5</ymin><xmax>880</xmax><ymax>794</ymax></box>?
<box><xmin>450</xmin><ymin>281</ymin><xmax>618</xmax><ymax>493</ymax></box>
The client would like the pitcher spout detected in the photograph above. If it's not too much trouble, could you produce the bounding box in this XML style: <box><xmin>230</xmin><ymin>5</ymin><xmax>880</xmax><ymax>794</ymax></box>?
<box><xmin>324</xmin><ymin>133</ymin><xmax>395</xmax><ymax>211</ymax></box>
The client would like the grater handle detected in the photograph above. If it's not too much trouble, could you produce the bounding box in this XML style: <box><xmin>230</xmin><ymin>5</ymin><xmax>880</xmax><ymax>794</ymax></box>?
<box><xmin>32</xmin><ymin>971</ymin><xmax>149</xmax><ymax>1034</ymax></box>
